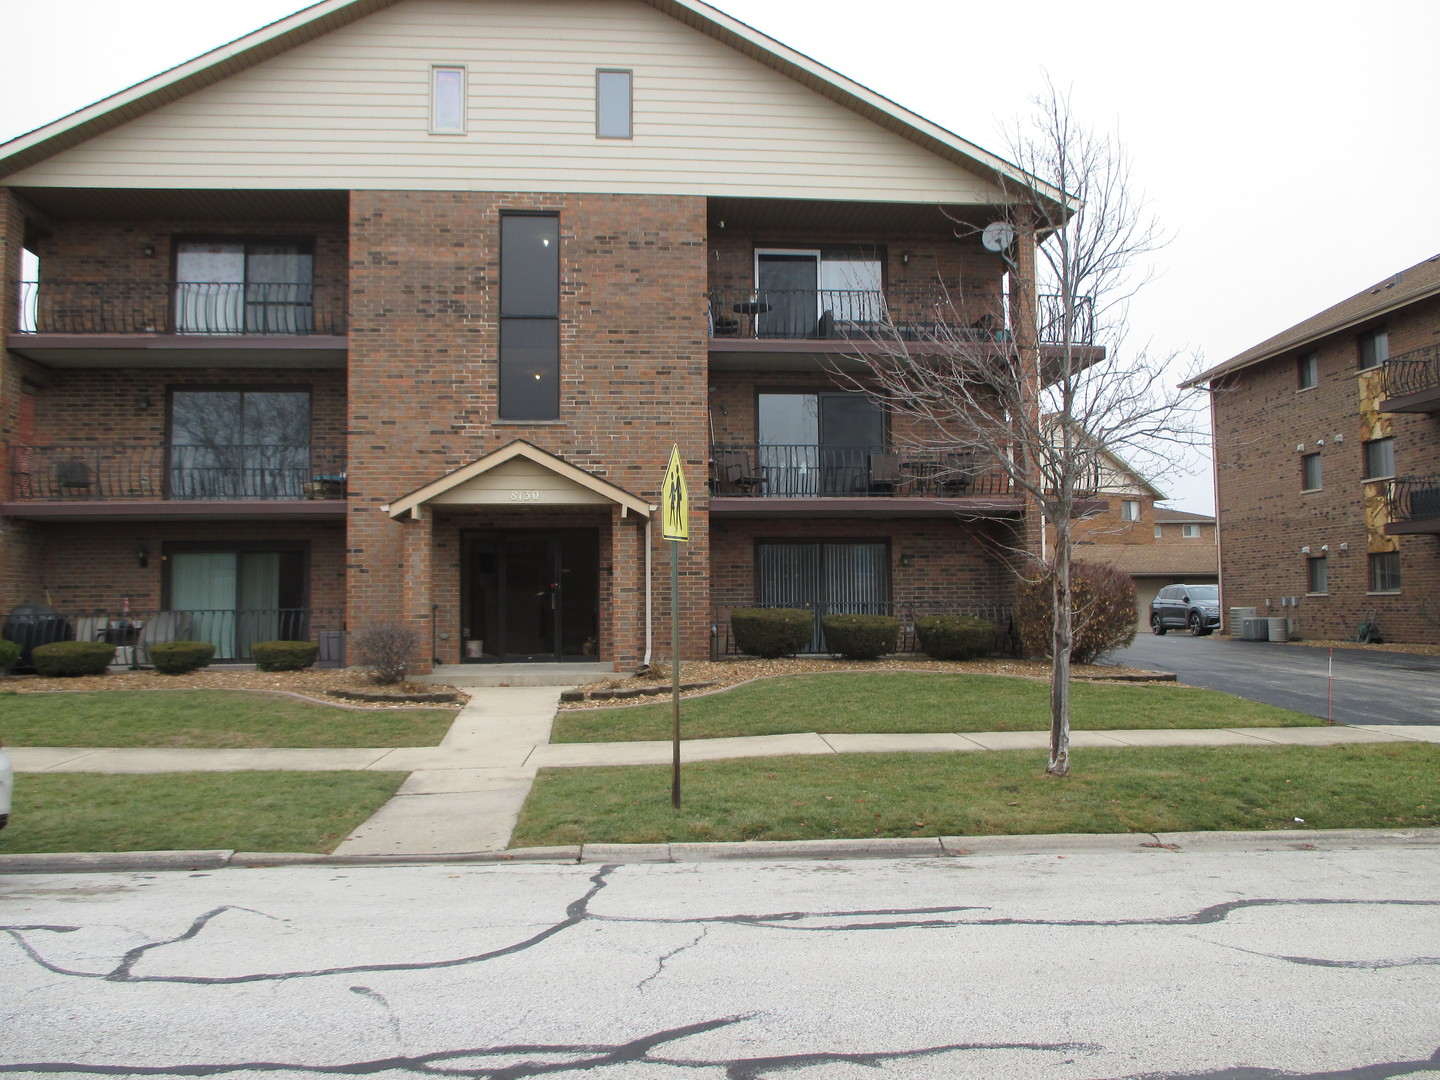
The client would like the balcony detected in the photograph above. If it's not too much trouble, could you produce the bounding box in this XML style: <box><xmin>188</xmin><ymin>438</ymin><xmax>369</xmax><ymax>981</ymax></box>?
<box><xmin>3</xmin><ymin>443</ymin><xmax>347</xmax><ymax>520</ymax></box>
<box><xmin>707</xmin><ymin>287</ymin><xmax>1094</xmax><ymax>343</ymax></box>
<box><xmin>1385</xmin><ymin>474</ymin><xmax>1440</xmax><ymax>534</ymax></box>
<box><xmin>8</xmin><ymin>280</ymin><xmax>348</xmax><ymax>368</ymax></box>
<box><xmin>1</xmin><ymin>606</ymin><xmax>345</xmax><ymax>669</ymax></box>
<box><xmin>1380</xmin><ymin>345</ymin><xmax>1440</xmax><ymax>413</ymax></box>
<box><xmin>709</xmin><ymin>443</ymin><xmax>1021</xmax><ymax>518</ymax></box>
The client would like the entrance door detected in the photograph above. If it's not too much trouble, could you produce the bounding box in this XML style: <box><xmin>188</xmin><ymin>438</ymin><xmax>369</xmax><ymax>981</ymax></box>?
<box><xmin>461</xmin><ymin>529</ymin><xmax>599</xmax><ymax>662</ymax></box>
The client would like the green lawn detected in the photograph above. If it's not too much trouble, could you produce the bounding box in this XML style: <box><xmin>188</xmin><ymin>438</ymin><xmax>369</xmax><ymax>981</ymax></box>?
<box><xmin>512</xmin><ymin>743</ymin><xmax>1440</xmax><ymax>846</ymax></box>
<box><xmin>0</xmin><ymin>690</ymin><xmax>458</xmax><ymax>748</ymax></box>
<box><xmin>551</xmin><ymin>673</ymin><xmax>1322</xmax><ymax>743</ymax></box>
<box><xmin>0</xmin><ymin>771</ymin><xmax>407</xmax><ymax>854</ymax></box>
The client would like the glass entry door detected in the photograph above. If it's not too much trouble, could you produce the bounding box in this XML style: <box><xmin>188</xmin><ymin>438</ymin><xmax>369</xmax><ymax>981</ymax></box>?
<box><xmin>461</xmin><ymin>529</ymin><xmax>599</xmax><ymax>662</ymax></box>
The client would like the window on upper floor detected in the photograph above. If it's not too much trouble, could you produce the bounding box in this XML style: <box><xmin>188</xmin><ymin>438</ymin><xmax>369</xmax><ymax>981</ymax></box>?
<box><xmin>1301</xmin><ymin>452</ymin><xmax>1322</xmax><ymax>491</ymax></box>
<box><xmin>1363</xmin><ymin>437</ymin><xmax>1395</xmax><ymax>480</ymax></box>
<box><xmin>596</xmin><ymin>69</ymin><xmax>632</xmax><ymax>138</ymax></box>
<box><xmin>1297</xmin><ymin>352</ymin><xmax>1318</xmax><ymax>389</ymax></box>
<box><xmin>1358</xmin><ymin>329</ymin><xmax>1389</xmax><ymax>370</ymax></box>
<box><xmin>1120</xmin><ymin>499</ymin><xmax>1140</xmax><ymax>521</ymax></box>
<box><xmin>499</xmin><ymin>214</ymin><xmax>560</xmax><ymax>421</ymax></box>
<box><xmin>1154</xmin><ymin>523</ymin><xmax>1163</xmax><ymax>539</ymax></box>
<box><xmin>1307</xmin><ymin>555</ymin><xmax>1328</xmax><ymax>595</ymax></box>
<box><xmin>168</xmin><ymin>388</ymin><xmax>311</xmax><ymax>499</ymax></box>
<box><xmin>1182</xmin><ymin>524</ymin><xmax>1201</xmax><ymax>538</ymax></box>
<box><xmin>430</xmin><ymin>65</ymin><xmax>466</xmax><ymax>134</ymax></box>
<box><xmin>753</xmin><ymin>248</ymin><xmax>885</xmax><ymax>337</ymax></box>
<box><xmin>1369</xmin><ymin>551</ymin><xmax>1401</xmax><ymax>593</ymax></box>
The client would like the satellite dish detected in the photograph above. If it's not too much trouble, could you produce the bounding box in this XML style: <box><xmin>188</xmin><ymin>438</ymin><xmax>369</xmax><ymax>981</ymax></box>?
<box><xmin>981</xmin><ymin>221</ymin><xmax>1015</xmax><ymax>253</ymax></box>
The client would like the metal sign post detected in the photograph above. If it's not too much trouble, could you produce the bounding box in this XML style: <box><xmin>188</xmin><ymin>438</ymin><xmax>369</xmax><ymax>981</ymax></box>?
<box><xmin>660</xmin><ymin>445</ymin><xmax>689</xmax><ymax>809</ymax></box>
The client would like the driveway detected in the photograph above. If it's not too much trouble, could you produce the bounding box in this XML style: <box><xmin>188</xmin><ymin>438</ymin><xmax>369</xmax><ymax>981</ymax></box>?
<box><xmin>1112</xmin><ymin>634</ymin><xmax>1440</xmax><ymax>726</ymax></box>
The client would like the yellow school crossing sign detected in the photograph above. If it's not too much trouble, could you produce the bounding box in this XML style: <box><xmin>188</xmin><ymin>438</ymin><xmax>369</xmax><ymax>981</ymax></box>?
<box><xmin>661</xmin><ymin>444</ymin><xmax>689</xmax><ymax>541</ymax></box>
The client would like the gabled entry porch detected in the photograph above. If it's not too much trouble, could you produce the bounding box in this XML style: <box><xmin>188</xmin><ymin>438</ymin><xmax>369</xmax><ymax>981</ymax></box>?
<box><xmin>383</xmin><ymin>441</ymin><xmax>652</xmax><ymax>671</ymax></box>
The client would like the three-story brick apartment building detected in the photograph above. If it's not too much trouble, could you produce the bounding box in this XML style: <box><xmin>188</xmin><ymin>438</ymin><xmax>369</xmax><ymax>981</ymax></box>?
<box><xmin>0</xmin><ymin>0</ymin><xmax>1090</xmax><ymax>672</ymax></box>
<box><xmin>1187</xmin><ymin>255</ymin><xmax>1440</xmax><ymax>644</ymax></box>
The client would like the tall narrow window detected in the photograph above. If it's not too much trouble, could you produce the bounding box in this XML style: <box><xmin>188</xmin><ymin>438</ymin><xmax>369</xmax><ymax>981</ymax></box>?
<box><xmin>596</xmin><ymin>69</ymin><xmax>632</xmax><ymax>138</ymax></box>
<box><xmin>500</xmin><ymin>214</ymin><xmax>560</xmax><ymax>420</ymax></box>
<box><xmin>1301</xmin><ymin>453</ymin><xmax>1322</xmax><ymax>491</ymax></box>
<box><xmin>1297</xmin><ymin>352</ymin><xmax>1318</xmax><ymax>389</ymax></box>
<box><xmin>1307</xmin><ymin>555</ymin><xmax>1328</xmax><ymax>595</ymax></box>
<box><xmin>431</xmin><ymin>65</ymin><xmax>466</xmax><ymax>134</ymax></box>
<box><xmin>1358</xmin><ymin>329</ymin><xmax>1388</xmax><ymax>370</ymax></box>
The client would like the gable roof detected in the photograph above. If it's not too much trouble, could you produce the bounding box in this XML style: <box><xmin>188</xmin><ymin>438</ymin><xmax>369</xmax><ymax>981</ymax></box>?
<box><xmin>0</xmin><ymin>0</ymin><xmax>1068</xmax><ymax>212</ymax></box>
<box><xmin>1153</xmin><ymin>507</ymin><xmax>1214</xmax><ymax>524</ymax></box>
<box><xmin>1082</xmin><ymin>544</ymin><xmax>1217</xmax><ymax>578</ymax></box>
<box><xmin>1185</xmin><ymin>252</ymin><xmax>1440</xmax><ymax>388</ymax></box>
<box><xmin>384</xmin><ymin>440</ymin><xmax>652</xmax><ymax>519</ymax></box>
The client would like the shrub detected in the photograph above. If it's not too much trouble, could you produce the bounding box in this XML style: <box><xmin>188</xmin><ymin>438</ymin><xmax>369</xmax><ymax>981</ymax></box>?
<box><xmin>0</xmin><ymin>637</ymin><xmax>19</xmax><ymax>672</ymax></box>
<box><xmin>1016</xmin><ymin>561</ymin><xmax>1138</xmax><ymax>664</ymax></box>
<box><xmin>730</xmin><ymin>608</ymin><xmax>813</xmax><ymax>659</ymax></box>
<box><xmin>149</xmin><ymin>641</ymin><xmax>216</xmax><ymax>675</ymax></box>
<box><xmin>914</xmin><ymin>615</ymin><xmax>997</xmax><ymax>660</ymax></box>
<box><xmin>32</xmin><ymin>640</ymin><xmax>115</xmax><ymax>677</ymax></box>
<box><xmin>820</xmin><ymin>613</ymin><xmax>899</xmax><ymax>660</ymax></box>
<box><xmin>251</xmin><ymin>640</ymin><xmax>320</xmax><ymax>672</ymax></box>
<box><xmin>352</xmin><ymin>621</ymin><xmax>420</xmax><ymax>684</ymax></box>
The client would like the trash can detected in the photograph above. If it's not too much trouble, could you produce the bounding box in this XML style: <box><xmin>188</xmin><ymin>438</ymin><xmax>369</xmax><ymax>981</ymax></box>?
<box><xmin>3</xmin><ymin>604</ymin><xmax>74</xmax><ymax>673</ymax></box>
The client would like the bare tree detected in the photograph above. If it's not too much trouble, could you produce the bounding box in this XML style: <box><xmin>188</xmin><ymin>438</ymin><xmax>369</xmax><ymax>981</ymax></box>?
<box><xmin>841</xmin><ymin>82</ymin><xmax>1203</xmax><ymax>776</ymax></box>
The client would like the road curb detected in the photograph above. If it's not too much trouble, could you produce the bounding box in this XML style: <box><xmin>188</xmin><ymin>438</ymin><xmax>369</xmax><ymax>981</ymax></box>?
<box><xmin>5</xmin><ymin>828</ymin><xmax>1439</xmax><ymax>874</ymax></box>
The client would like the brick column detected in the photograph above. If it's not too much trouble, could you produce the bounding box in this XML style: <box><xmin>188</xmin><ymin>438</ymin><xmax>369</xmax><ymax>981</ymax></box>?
<box><xmin>400</xmin><ymin>507</ymin><xmax>434</xmax><ymax>674</ymax></box>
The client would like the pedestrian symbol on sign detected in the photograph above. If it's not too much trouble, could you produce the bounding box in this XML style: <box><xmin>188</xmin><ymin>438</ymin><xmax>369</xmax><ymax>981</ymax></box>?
<box><xmin>661</xmin><ymin>445</ymin><xmax>689</xmax><ymax>542</ymax></box>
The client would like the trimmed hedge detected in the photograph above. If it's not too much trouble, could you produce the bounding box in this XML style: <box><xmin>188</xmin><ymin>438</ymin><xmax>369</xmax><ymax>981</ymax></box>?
<box><xmin>0</xmin><ymin>637</ymin><xmax>19</xmax><ymax>671</ymax></box>
<box><xmin>820</xmin><ymin>613</ymin><xmax>899</xmax><ymax>660</ymax></box>
<box><xmin>252</xmin><ymin>640</ymin><xmax>320</xmax><ymax>672</ymax></box>
<box><xmin>32</xmin><ymin>640</ymin><xmax>115</xmax><ymax>677</ymax></box>
<box><xmin>149</xmin><ymin>641</ymin><xmax>216</xmax><ymax>675</ymax></box>
<box><xmin>914</xmin><ymin>615</ymin><xmax>997</xmax><ymax>660</ymax></box>
<box><xmin>730</xmin><ymin>608</ymin><xmax>813</xmax><ymax>659</ymax></box>
<box><xmin>1016</xmin><ymin>560</ymin><xmax>1138</xmax><ymax>664</ymax></box>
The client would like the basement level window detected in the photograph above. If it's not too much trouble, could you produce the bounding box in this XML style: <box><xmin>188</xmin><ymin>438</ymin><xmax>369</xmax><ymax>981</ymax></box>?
<box><xmin>1369</xmin><ymin>551</ymin><xmax>1401</xmax><ymax>593</ymax></box>
<box><xmin>596</xmin><ymin>69</ymin><xmax>632</xmax><ymax>138</ymax></box>
<box><xmin>430</xmin><ymin>65</ymin><xmax>466</xmax><ymax>134</ymax></box>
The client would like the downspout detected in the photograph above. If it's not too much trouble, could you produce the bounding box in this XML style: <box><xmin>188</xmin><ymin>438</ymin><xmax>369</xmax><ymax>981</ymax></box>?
<box><xmin>643</xmin><ymin>511</ymin><xmax>654</xmax><ymax>669</ymax></box>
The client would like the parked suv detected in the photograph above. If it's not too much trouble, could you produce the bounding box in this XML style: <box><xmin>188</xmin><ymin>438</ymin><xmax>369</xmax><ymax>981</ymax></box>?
<box><xmin>1151</xmin><ymin>584</ymin><xmax>1220</xmax><ymax>636</ymax></box>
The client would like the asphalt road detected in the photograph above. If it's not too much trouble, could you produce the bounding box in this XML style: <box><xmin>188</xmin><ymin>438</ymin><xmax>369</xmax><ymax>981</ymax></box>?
<box><xmin>3</xmin><ymin>841</ymin><xmax>1440</xmax><ymax>1078</ymax></box>
<box><xmin>1112</xmin><ymin>634</ymin><xmax>1440</xmax><ymax>725</ymax></box>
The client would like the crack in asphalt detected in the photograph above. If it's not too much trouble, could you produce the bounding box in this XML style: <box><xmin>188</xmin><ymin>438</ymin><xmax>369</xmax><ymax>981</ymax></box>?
<box><xmin>1103</xmin><ymin>1043</ymin><xmax>1440</xmax><ymax>1079</ymax></box>
<box><xmin>636</xmin><ymin>926</ymin><xmax>709</xmax><ymax>995</ymax></box>
<box><xmin>0</xmin><ymin>1014</ymin><xmax>1103</xmax><ymax>1077</ymax></box>
<box><xmin>4</xmin><ymin>884</ymin><xmax>1435</xmax><ymax>986</ymax></box>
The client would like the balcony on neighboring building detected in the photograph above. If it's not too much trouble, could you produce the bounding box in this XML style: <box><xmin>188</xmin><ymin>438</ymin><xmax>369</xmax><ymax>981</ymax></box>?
<box><xmin>8</xmin><ymin>279</ymin><xmax>348</xmax><ymax>368</ymax></box>
<box><xmin>1380</xmin><ymin>345</ymin><xmax>1440</xmax><ymax>413</ymax></box>
<box><xmin>2</xmin><ymin>442</ymin><xmax>347</xmax><ymax>520</ymax></box>
<box><xmin>1385</xmin><ymin>474</ymin><xmax>1440</xmax><ymax>534</ymax></box>
<box><xmin>709</xmin><ymin>442</ymin><xmax>1021</xmax><ymax>518</ymax></box>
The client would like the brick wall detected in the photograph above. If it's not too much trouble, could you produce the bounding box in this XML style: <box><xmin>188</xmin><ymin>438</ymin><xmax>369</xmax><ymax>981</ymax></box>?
<box><xmin>1214</xmin><ymin>298</ymin><xmax>1440</xmax><ymax>643</ymax></box>
<box><xmin>346</xmin><ymin>191</ymin><xmax>710</xmax><ymax>665</ymax></box>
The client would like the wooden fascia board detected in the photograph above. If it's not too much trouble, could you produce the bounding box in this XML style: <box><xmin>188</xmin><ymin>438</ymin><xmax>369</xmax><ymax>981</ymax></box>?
<box><xmin>384</xmin><ymin>440</ymin><xmax>652</xmax><ymax>520</ymax></box>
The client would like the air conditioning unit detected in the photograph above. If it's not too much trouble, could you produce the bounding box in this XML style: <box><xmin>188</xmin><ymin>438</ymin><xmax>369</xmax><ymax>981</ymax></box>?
<box><xmin>1241</xmin><ymin>617</ymin><xmax>1270</xmax><ymax>642</ymax></box>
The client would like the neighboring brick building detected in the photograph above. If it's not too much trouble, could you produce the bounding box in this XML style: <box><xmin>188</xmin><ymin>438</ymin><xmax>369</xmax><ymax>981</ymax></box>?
<box><xmin>1187</xmin><ymin>255</ymin><xmax>1440</xmax><ymax>644</ymax></box>
<box><xmin>0</xmin><ymin>0</ymin><xmax>1091</xmax><ymax>671</ymax></box>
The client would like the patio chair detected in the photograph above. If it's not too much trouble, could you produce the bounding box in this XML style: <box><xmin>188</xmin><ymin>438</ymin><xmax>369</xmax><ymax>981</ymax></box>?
<box><xmin>869</xmin><ymin>453</ymin><xmax>902</xmax><ymax>495</ymax></box>
<box><xmin>714</xmin><ymin>449</ymin><xmax>765</xmax><ymax>495</ymax></box>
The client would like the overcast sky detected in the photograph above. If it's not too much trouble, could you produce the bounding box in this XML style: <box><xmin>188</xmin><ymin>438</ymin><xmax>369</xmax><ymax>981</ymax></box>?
<box><xmin>4</xmin><ymin>0</ymin><xmax>1437</xmax><ymax>514</ymax></box>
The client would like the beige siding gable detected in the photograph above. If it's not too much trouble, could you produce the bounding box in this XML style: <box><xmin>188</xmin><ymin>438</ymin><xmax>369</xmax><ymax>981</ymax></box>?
<box><xmin>7</xmin><ymin>0</ymin><xmax>1004</xmax><ymax>204</ymax></box>
<box><xmin>429</xmin><ymin>458</ymin><xmax>614</xmax><ymax>506</ymax></box>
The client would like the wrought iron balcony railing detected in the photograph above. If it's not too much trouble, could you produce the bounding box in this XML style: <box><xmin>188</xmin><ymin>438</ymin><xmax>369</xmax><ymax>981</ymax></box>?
<box><xmin>1386</xmin><ymin>475</ymin><xmax>1440</xmax><ymax>523</ymax></box>
<box><xmin>1381</xmin><ymin>344</ymin><xmax>1440</xmax><ymax>400</ymax></box>
<box><xmin>8</xmin><ymin>443</ymin><xmax>347</xmax><ymax>501</ymax></box>
<box><xmin>711</xmin><ymin>444</ymin><xmax>1015</xmax><ymax>498</ymax></box>
<box><xmin>14</xmin><ymin>280</ymin><xmax>347</xmax><ymax>335</ymax></box>
<box><xmin>1</xmin><ymin>606</ymin><xmax>345</xmax><ymax>668</ymax></box>
<box><xmin>706</xmin><ymin>287</ymin><xmax>1095</xmax><ymax>346</ymax></box>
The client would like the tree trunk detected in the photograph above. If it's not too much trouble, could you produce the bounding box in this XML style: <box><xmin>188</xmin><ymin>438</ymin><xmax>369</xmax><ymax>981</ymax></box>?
<box><xmin>1048</xmin><ymin>516</ymin><xmax>1073</xmax><ymax>777</ymax></box>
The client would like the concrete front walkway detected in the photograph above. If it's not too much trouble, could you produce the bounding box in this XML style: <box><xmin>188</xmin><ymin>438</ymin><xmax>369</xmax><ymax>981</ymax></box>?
<box><xmin>11</xmin><ymin>689</ymin><xmax>1440</xmax><ymax>856</ymax></box>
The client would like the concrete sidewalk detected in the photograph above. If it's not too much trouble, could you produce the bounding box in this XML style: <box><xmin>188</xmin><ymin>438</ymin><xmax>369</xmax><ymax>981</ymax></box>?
<box><xmin>10</xmin><ymin>689</ymin><xmax>1440</xmax><ymax>856</ymax></box>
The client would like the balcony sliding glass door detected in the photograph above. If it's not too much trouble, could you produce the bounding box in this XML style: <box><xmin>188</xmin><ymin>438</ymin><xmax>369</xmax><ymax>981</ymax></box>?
<box><xmin>167</xmin><ymin>547</ymin><xmax>305</xmax><ymax>659</ymax></box>
<box><xmin>168</xmin><ymin>389</ymin><xmax>310</xmax><ymax>500</ymax></box>
<box><xmin>175</xmin><ymin>241</ymin><xmax>314</xmax><ymax>334</ymax></box>
<box><xmin>757</xmin><ymin>391</ymin><xmax>883</xmax><ymax>496</ymax></box>
<box><xmin>757</xmin><ymin>540</ymin><xmax>889</xmax><ymax>652</ymax></box>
